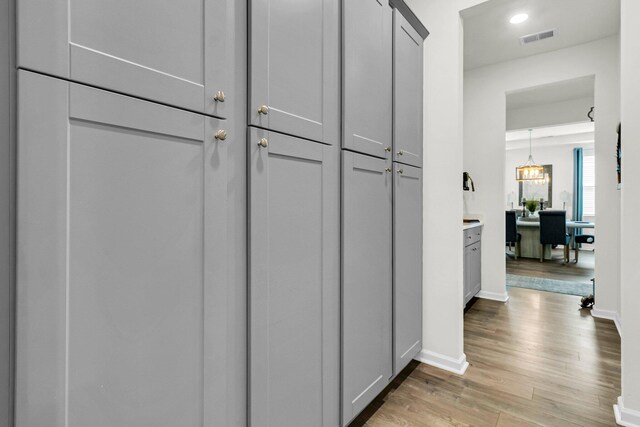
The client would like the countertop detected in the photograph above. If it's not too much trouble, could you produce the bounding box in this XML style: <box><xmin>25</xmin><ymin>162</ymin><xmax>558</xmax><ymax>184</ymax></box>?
<box><xmin>463</xmin><ymin>221</ymin><xmax>484</xmax><ymax>231</ymax></box>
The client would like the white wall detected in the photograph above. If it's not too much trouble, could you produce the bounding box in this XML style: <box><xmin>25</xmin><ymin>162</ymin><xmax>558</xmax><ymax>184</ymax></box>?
<box><xmin>617</xmin><ymin>0</ymin><xmax>640</xmax><ymax>423</ymax></box>
<box><xmin>404</xmin><ymin>0</ymin><xmax>488</xmax><ymax>374</ymax></box>
<box><xmin>464</xmin><ymin>36</ymin><xmax>620</xmax><ymax>315</ymax></box>
<box><xmin>507</xmin><ymin>96</ymin><xmax>593</xmax><ymax>131</ymax></box>
<box><xmin>505</xmin><ymin>141</ymin><xmax>594</xmax><ymax>212</ymax></box>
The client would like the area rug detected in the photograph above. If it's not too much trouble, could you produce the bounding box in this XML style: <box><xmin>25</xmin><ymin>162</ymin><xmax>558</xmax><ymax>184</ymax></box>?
<box><xmin>506</xmin><ymin>274</ymin><xmax>593</xmax><ymax>297</ymax></box>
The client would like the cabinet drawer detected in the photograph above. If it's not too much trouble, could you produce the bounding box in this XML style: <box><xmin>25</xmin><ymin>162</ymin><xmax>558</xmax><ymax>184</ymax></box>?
<box><xmin>464</xmin><ymin>227</ymin><xmax>481</xmax><ymax>246</ymax></box>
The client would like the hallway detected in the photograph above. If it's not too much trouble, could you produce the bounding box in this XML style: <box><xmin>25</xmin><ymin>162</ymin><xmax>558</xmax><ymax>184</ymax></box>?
<box><xmin>353</xmin><ymin>287</ymin><xmax>621</xmax><ymax>426</ymax></box>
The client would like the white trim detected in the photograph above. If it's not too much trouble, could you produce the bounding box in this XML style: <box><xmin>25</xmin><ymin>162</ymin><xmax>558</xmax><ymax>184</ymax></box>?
<box><xmin>415</xmin><ymin>350</ymin><xmax>469</xmax><ymax>375</ymax></box>
<box><xmin>591</xmin><ymin>308</ymin><xmax>622</xmax><ymax>337</ymax></box>
<box><xmin>615</xmin><ymin>396</ymin><xmax>640</xmax><ymax>426</ymax></box>
<box><xmin>476</xmin><ymin>290</ymin><xmax>510</xmax><ymax>302</ymax></box>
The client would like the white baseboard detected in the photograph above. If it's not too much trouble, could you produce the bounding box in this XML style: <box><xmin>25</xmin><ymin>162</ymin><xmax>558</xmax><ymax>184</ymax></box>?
<box><xmin>415</xmin><ymin>350</ymin><xmax>469</xmax><ymax>375</ymax></box>
<box><xmin>591</xmin><ymin>308</ymin><xmax>622</xmax><ymax>337</ymax></box>
<box><xmin>476</xmin><ymin>290</ymin><xmax>509</xmax><ymax>302</ymax></box>
<box><xmin>615</xmin><ymin>396</ymin><xmax>640</xmax><ymax>426</ymax></box>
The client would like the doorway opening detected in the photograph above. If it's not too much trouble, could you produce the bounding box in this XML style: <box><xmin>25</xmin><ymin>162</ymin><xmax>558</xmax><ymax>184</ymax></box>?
<box><xmin>505</xmin><ymin>77</ymin><xmax>596</xmax><ymax>297</ymax></box>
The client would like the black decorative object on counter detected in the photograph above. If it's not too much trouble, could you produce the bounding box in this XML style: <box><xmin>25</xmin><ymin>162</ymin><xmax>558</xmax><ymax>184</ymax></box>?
<box><xmin>463</xmin><ymin>172</ymin><xmax>475</xmax><ymax>192</ymax></box>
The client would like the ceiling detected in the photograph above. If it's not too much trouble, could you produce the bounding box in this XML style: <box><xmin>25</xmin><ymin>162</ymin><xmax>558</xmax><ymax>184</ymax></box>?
<box><xmin>506</xmin><ymin>122</ymin><xmax>594</xmax><ymax>141</ymax></box>
<box><xmin>505</xmin><ymin>122</ymin><xmax>594</xmax><ymax>150</ymax></box>
<box><xmin>506</xmin><ymin>76</ymin><xmax>594</xmax><ymax>110</ymax></box>
<box><xmin>462</xmin><ymin>0</ymin><xmax>620</xmax><ymax>70</ymax></box>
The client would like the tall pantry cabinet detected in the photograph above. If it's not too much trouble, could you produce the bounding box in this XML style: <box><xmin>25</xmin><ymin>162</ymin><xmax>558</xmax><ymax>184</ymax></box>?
<box><xmin>11</xmin><ymin>0</ymin><xmax>248</xmax><ymax>425</ymax></box>
<box><xmin>248</xmin><ymin>0</ymin><xmax>340</xmax><ymax>425</ymax></box>
<box><xmin>2</xmin><ymin>0</ymin><xmax>427</xmax><ymax>426</ymax></box>
<box><xmin>341</xmin><ymin>2</ymin><xmax>427</xmax><ymax>425</ymax></box>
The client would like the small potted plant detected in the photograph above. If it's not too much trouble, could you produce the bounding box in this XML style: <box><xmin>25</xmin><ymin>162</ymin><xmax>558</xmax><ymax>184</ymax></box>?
<box><xmin>525</xmin><ymin>199</ymin><xmax>539</xmax><ymax>216</ymax></box>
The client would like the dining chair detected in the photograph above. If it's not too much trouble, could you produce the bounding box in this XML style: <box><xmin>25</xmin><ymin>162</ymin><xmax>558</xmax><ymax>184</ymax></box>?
<box><xmin>539</xmin><ymin>210</ymin><xmax>570</xmax><ymax>263</ymax></box>
<box><xmin>574</xmin><ymin>234</ymin><xmax>595</xmax><ymax>262</ymax></box>
<box><xmin>505</xmin><ymin>211</ymin><xmax>521</xmax><ymax>259</ymax></box>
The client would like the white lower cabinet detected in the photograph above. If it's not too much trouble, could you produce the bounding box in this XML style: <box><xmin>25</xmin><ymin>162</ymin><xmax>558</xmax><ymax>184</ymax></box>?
<box><xmin>15</xmin><ymin>70</ymin><xmax>246</xmax><ymax>426</ymax></box>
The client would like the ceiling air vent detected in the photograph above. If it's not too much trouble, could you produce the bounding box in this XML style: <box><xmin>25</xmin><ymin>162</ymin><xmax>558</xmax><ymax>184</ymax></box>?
<box><xmin>520</xmin><ymin>29</ymin><xmax>556</xmax><ymax>45</ymax></box>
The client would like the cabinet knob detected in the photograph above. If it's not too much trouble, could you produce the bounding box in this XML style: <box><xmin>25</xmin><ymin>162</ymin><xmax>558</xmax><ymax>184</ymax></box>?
<box><xmin>397</xmin><ymin>150</ymin><xmax>404</xmax><ymax>156</ymax></box>
<box><xmin>214</xmin><ymin>129</ymin><xmax>227</xmax><ymax>141</ymax></box>
<box><xmin>384</xmin><ymin>146</ymin><xmax>391</xmax><ymax>152</ymax></box>
<box><xmin>385</xmin><ymin>167</ymin><xmax>392</xmax><ymax>173</ymax></box>
<box><xmin>258</xmin><ymin>105</ymin><xmax>269</xmax><ymax>115</ymax></box>
<box><xmin>213</xmin><ymin>91</ymin><xmax>225</xmax><ymax>102</ymax></box>
<box><xmin>397</xmin><ymin>169</ymin><xmax>404</xmax><ymax>174</ymax></box>
<box><xmin>257</xmin><ymin>138</ymin><xmax>269</xmax><ymax>148</ymax></box>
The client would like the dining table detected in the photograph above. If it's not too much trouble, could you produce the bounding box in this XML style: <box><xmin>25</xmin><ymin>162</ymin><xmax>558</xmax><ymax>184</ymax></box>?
<box><xmin>516</xmin><ymin>217</ymin><xmax>595</xmax><ymax>260</ymax></box>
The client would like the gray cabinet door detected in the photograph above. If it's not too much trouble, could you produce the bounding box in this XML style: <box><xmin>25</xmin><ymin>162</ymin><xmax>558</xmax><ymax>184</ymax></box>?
<box><xmin>463</xmin><ymin>245</ymin><xmax>472</xmax><ymax>306</ymax></box>
<box><xmin>470</xmin><ymin>242</ymin><xmax>482</xmax><ymax>299</ymax></box>
<box><xmin>393</xmin><ymin>163</ymin><xmax>422</xmax><ymax>375</ymax></box>
<box><xmin>393</xmin><ymin>10</ymin><xmax>423</xmax><ymax>168</ymax></box>
<box><xmin>343</xmin><ymin>0</ymin><xmax>393</xmax><ymax>159</ymax></box>
<box><xmin>250</xmin><ymin>0</ymin><xmax>339</xmax><ymax>144</ymax></box>
<box><xmin>463</xmin><ymin>241</ymin><xmax>481</xmax><ymax>306</ymax></box>
<box><xmin>16</xmin><ymin>70</ymin><xmax>245</xmax><ymax>426</ymax></box>
<box><xmin>249</xmin><ymin>127</ymin><xmax>339</xmax><ymax>427</ymax></box>
<box><xmin>17</xmin><ymin>0</ymin><xmax>243</xmax><ymax>118</ymax></box>
<box><xmin>342</xmin><ymin>151</ymin><xmax>392</xmax><ymax>425</ymax></box>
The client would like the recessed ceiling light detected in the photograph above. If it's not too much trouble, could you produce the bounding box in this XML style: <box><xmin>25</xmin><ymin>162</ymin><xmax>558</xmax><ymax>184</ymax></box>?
<box><xmin>510</xmin><ymin>13</ymin><xmax>529</xmax><ymax>24</ymax></box>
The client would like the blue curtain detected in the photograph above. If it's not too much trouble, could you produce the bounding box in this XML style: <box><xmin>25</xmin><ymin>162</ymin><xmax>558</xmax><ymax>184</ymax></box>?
<box><xmin>573</xmin><ymin>147</ymin><xmax>584</xmax><ymax>222</ymax></box>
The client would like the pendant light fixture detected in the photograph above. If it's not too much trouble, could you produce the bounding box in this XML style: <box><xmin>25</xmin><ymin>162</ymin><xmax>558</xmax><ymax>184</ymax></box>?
<box><xmin>515</xmin><ymin>129</ymin><xmax>545</xmax><ymax>181</ymax></box>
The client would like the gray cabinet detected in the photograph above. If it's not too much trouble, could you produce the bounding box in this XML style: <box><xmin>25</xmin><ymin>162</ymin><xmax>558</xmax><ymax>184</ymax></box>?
<box><xmin>393</xmin><ymin>9</ymin><xmax>423</xmax><ymax>168</ymax></box>
<box><xmin>250</xmin><ymin>0</ymin><xmax>339</xmax><ymax>144</ymax></box>
<box><xmin>343</xmin><ymin>0</ymin><xmax>393</xmax><ymax>159</ymax></box>
<box><xmin>248</xmin><ymin>127</ymin><xmax>340</xmax><ymax>427</ymax></box>
<box><xmin>17</xmin><ymin>0</ymin><xmax>243</xmax><ymax>118</ymax></box>
<box><xmin>393</xmin><ymin>163</ymin><xmax>422</xmax><ymax>374</ymax></box>
<box><xmin>342</xmin><ymin>151</ymin><xmax>393</xmax><ymax>426</ymax></box>
<box><xmin>15</xmin><ymin>70</ymin><xmax>246</xmax><ymax>426</ymax></box>
<box><xmin>463</xmin><ymin>228</ymin><xmax>482</xmax><ymax>307</ymax></box>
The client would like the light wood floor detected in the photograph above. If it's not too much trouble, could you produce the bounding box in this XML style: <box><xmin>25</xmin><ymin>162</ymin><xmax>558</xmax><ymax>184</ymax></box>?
<box><xmin>351</xmin><ymin>287</ymin><xmax>620</xmax><ymax>426</ymax></box>
<box><xmin>506</xmin><ymin>248</ymin><xmax>595</xmax><ymax>283</ymax></box>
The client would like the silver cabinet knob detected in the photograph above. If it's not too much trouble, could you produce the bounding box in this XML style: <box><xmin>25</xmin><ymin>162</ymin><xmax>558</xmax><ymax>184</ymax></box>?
<box><xmin>257</xmin><ymin>138</ymin><xmax>269</xmax><ymax>148</ymax></box>
<box><xmin>397</xmin><ymin>169</ymin><xmax>404</xmax><ymax>174</ymax></box>
<box><xmin>258</xmin><ymin>105</ymin><xmax>269</xmax><ymax>115</ymax></box>
<box><xmin>385</xmin><ymin>167</ymin><xmax>392</xmax><ymax>173</ymax></box>
<box><xmin>384</xmin><ymin>146</ymin><xmax>391</xmax><ymax>152</ymax></box>
<box><xmin>214</xmin><ymin>129</ymin><xmax>227</xmax><ymax>141</ymax></box>
<box><xmin>397</xmin><ymin>150</ymin><xmax>404</xmax><ymax>156</ymax></box>
<box><xmin>213</xmin><ymin>91</ymin><xmax>225</xmax><ymax>102</ymax></box>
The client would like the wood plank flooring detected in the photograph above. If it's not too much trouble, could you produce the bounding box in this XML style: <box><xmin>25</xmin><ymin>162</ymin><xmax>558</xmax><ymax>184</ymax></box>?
<box><xmin>506</xmin><ymin>248</ymin><xmax>595</xmax><ymax>282</ymax></box>
<box><xmin>351</xmin><ymin>287</ymin><xmax>620</xmax><ymax>427</ymax></box>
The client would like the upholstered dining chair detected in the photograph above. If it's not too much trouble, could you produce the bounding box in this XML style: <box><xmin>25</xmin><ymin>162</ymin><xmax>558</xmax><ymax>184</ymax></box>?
<box><xmin>505</xmin><ymin>211</ymin><xmax>521</xmax><ymax>259</ymax></box>
<box><xmin>539</xmin><ymin>210</ymin><xmax>571</xmax><ymax>263</ymax></box>
<box><xmin>574</xmin><ymin>234</ymin><xmax>595</xmax><ymax>262</ymax></box>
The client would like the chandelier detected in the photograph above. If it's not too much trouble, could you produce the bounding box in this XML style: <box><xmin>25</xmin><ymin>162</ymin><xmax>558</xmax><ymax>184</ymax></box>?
<box><xmin>516</xmin><ymin>129</ymin><xmax>545</xmax><ymax>181</ymax></box>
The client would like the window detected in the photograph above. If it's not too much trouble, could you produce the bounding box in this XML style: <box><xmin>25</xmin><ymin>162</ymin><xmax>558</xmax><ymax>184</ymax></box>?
<box><xmin>583</xmin><ymin>154</ymin><xmax>595</xmax><ymax>216</ymax></box>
